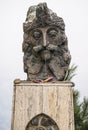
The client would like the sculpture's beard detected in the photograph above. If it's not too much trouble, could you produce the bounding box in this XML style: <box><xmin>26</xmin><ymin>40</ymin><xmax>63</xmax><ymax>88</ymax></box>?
<box><xmin>40</xmin><ymin>50</ymin><xmax>51</xmax><ymax>61</ymax></box>
<box><xmin>33</xmin><ymin>44</ymin><xmax>58</xmax><ymax>61</ymax></box>
<box><xmin>23</xmin><ymin>43</ymin><xmax>70</xmax><ymax>81</ymax></box>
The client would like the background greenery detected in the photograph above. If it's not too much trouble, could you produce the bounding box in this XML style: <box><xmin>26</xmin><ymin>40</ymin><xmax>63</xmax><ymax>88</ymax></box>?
<box><xmin>74</xmin><ymin>90</ymin><xmax>88</xmax><ymax>130</ymax></box>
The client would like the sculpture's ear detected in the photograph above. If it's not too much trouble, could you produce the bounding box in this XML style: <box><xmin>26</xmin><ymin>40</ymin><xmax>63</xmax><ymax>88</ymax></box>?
<box><xmin>61</xmin><ymin>36</ymin><xmax>68</xmax><ymax>46</ymax></box>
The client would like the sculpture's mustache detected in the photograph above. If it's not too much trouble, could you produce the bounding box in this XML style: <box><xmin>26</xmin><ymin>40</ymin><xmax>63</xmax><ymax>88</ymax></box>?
<box><xmin>33</xmin><ymin>44</ymin><xmax>58</xmax><ymax>52</ymax></box>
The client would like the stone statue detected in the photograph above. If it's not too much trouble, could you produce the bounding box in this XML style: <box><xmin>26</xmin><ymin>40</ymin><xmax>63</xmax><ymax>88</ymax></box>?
<box><xmin>22</xmin><ymin>3</ymin><xmax>71</xmax><ymax>82</ymax></box>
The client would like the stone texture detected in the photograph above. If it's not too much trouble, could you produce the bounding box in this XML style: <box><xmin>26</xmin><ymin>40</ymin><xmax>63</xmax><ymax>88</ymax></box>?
<box><xmin>22</xmin><ymin>3</ymin><xmax>71</xmax><ymax>81</ymax></box>
<box><xmin>11</xmin><ymin>81</ymin><xmax>74</xmax><ymax>130</ymax></box>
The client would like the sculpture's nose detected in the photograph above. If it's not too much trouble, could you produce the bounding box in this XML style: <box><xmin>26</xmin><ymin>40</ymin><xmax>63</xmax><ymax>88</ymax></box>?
<box><xmin>42</xmin><ymin>32</ymin><xmax>47</xmax><ymax>47</ymax></box>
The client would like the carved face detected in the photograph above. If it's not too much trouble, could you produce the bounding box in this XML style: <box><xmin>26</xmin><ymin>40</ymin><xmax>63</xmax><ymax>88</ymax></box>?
<box><xmin>22</xmin><ymin>3</ymin><xmax>71</xmax><ymax>81</ymax></box>
<box><xmin>23</xmin><ymin>25</ymin><xmax>70</xmax><ymax>81</ymax></box>
<box><xmin>26</xmin><ymin>26</ymin><xmax>66</xmax><ymax>61</ymax></box>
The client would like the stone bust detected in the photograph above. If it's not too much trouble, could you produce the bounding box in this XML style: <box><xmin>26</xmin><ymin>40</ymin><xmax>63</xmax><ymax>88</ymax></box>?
<box><xmin>22</xmin><ymin>3</ymin><xmax>71</xmax><ymax>82</ymax></box>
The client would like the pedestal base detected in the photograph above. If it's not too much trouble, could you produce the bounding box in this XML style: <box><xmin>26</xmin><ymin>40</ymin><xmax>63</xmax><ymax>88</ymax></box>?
<box><xmin>11</xmin><ymin>81</ymin><xmax>74</xmax><ymax>130</ymax></box>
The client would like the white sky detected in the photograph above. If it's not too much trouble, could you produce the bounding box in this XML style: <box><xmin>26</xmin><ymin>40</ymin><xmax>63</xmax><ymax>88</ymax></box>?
<box><xmin>0</xmin><ymin>0</ymin><xmax>88</xmax><ymax>130</ymax></box>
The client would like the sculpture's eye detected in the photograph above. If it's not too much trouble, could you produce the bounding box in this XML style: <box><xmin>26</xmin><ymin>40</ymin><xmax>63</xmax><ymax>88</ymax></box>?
<box><xmin>32</xmin><ymin>30</ymin><xmax>42</xmax><ymax>40</ymax></box>
<box><xmin>47</xmin><ymin>29</ymin><xmax>58</xmax><ymax>38</ymax></box>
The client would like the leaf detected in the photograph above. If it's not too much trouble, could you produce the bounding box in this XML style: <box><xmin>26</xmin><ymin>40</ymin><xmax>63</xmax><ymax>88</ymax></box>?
<box><xmin>64</xmin><ymin>64</ymin><xmax>77</xmax><ymax>81</ymax></box>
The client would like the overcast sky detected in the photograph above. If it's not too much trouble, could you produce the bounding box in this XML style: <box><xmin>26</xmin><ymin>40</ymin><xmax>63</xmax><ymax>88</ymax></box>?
<box><xmin>0</xmin><ymin>0</ymin><xmax>88</xmax><ymax>130</ymax></box>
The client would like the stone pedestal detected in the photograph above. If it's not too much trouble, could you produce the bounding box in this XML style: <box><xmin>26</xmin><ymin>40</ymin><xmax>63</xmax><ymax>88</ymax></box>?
<box><xmin>11</xmin><ymin>80</ymin><xmax>74</xmax><ymax>130</ymax></box>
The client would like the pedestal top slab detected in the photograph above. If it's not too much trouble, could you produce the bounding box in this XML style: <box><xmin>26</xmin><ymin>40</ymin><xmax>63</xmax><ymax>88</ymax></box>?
<box><xmin>14</xmin><ymin>79</ymin><xmax>74</xmax><ymax>87</ymax></box>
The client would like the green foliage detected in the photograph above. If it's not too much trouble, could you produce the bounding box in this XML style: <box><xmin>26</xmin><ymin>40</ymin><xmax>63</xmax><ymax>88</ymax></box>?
<box><xmin>66</xmin><ymin>64</ymin><xmax>88</xmax><ymax>130</ymax></box>
<box><xmin>73</xmin><ymin>90</ymin><xmax>88</xmax><ymax>130</ymax></box>
<box><xmin>64</xmin><ymin>64</ymin><xmax>77</xmax><ymax>81</ymax></box>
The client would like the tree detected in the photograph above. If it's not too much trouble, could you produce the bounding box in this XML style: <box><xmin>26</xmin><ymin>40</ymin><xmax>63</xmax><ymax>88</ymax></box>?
<box><xmin>64</xmin><ymin>64</ymin><xmax>88</xmax><ymax>129</ymax></box>
<box><xmin>73</xmin><ymin>90</ymin><xmax>88</xmax><ymax>130</ymax></box>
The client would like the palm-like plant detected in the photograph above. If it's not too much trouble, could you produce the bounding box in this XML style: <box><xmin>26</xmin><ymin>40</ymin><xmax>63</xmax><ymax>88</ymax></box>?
<box><xmin>64</xmin><ymin>64</ymin><xmax>77</xmax><ymax>81</ymax></box>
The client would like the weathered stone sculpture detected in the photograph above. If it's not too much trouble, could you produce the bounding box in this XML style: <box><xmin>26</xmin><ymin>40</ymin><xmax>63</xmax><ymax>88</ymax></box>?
<box><xmin>22</xmin><ymin>3</ymin><xmax>71</xmax><ymax>81</ymax></box>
